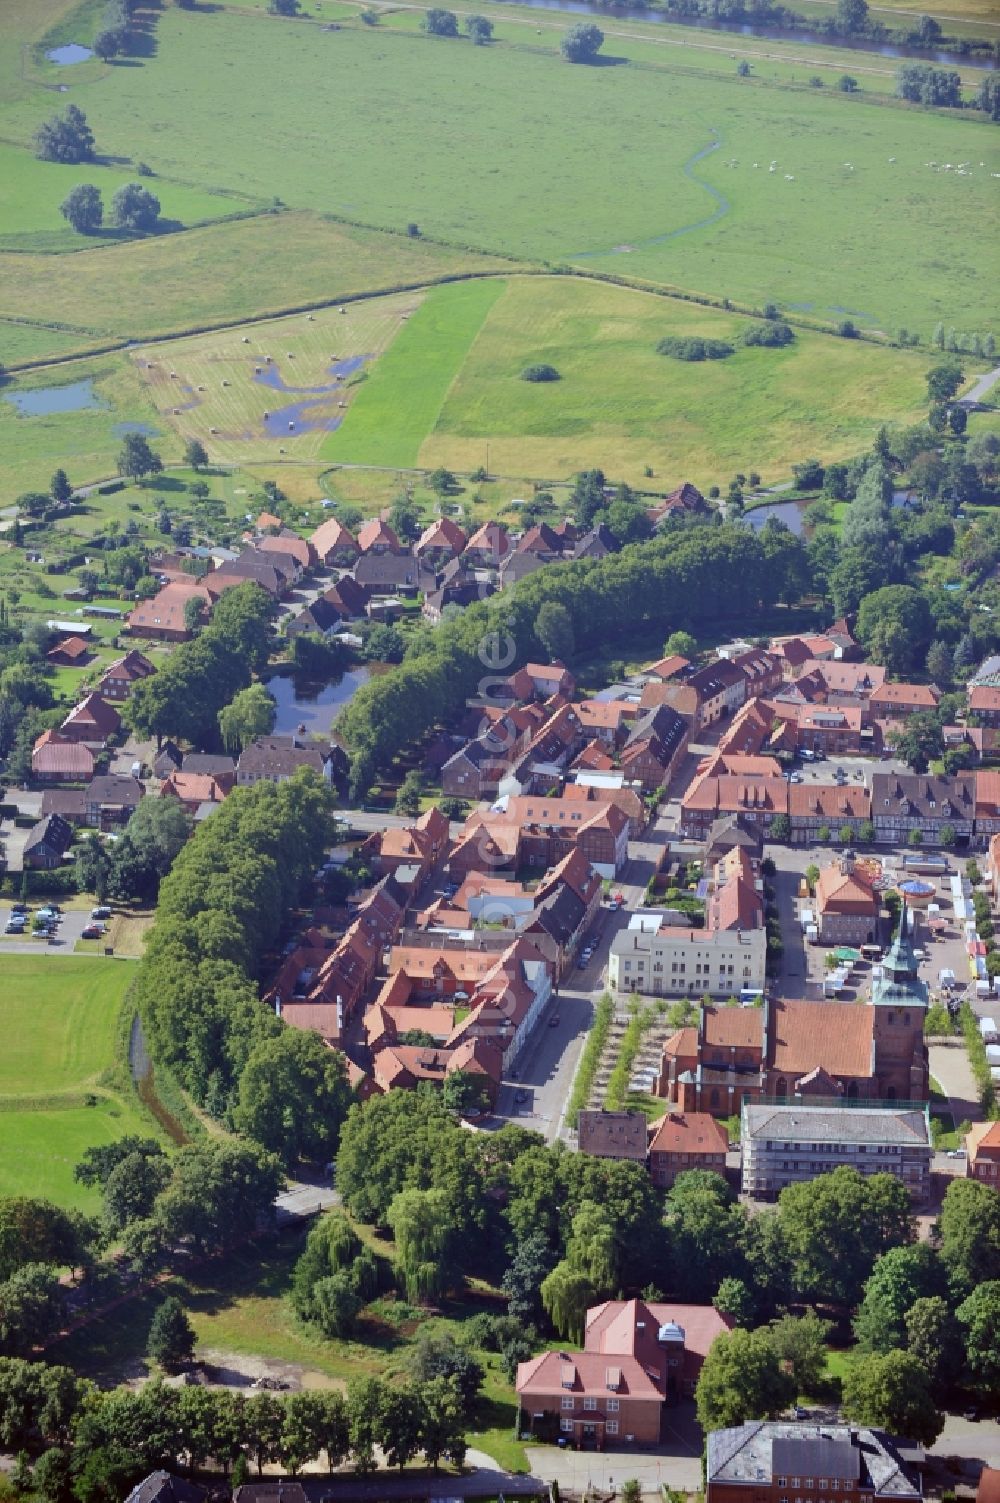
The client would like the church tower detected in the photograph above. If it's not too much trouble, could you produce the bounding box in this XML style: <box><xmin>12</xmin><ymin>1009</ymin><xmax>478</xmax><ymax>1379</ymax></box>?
<box><xmin>870</xmin><ymin>901</ymin><xmax>929</xmax><ymax>1101</ymax></box>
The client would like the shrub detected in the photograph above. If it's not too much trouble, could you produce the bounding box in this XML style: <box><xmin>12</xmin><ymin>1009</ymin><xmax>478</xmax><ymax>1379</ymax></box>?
<box><xmin>741</xmin><ymin>321</ymin><xmax>795</xmax><ymax>348</ymax></box>
<box><xmin>521</xmin><ymin>363</ymin><xmax>561</xmax><ymax>382</ymax></box>
<box><xmin>656</xmin><ymin>335</ymin><xmax>734</xmax><ymax>362</ymax></box>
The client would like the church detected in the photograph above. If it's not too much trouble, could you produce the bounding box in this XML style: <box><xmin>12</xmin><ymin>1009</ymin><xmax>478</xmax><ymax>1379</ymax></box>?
<box><xmin>656</xmin><ymin>906</ymin><xmax>929</xmax><ymax>1116</ymax></box>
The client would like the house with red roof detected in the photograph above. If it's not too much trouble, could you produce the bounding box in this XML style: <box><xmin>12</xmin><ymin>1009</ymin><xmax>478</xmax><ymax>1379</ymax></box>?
<box><xmin>647</xmin><ymin>1111</ymin><xmax>729</xmax><ymax>1188</ymax></box>
<box><xmin>310</xmin><ymin>516</ymin><xmax>360</xmax><ymax>567</ymax></box>
<box><xmin>46</xmin><ymin>636</ymin><xmax>90</xmax><ymax>668</ymax></box>
<box><xmin>31</xmin><ymin>731</ymin><xmax>95</xmax><ymax>783</ymax></box>
<box><xmin>966</xmin><ymin>1119</ymin><xmax>1000</xmax><ymax>1184</ymax></box>
<box><xmin>516</xmin><ymin>1297</ymin><xmax>730</xmax><ymax>1445</ymax></box>
<box><xmin>356</xmin><ymin>518</ymin><xmax>401</xmax><ymax>554</ymax></box>
<box><xmin>464</xmin><ymin>520</ymin><xmax>510</xmax><ymax>567</ymax></box>
<box><xmin>814</xmin><ymin>859</ymin><xmax>879</xmax><ymax>945</ymax></box>
<box><xmin>59</xmin><ymin>693</ymin><xmax>120</xmax><ymax>747</ymax></box>
<box><xmin>414</xmin><ymin>516</ymin><xmax>466</xmax><ymax>565</ymax></box>
<box><xmin>99</xmin><ymin>649</ymin><xmax>156</xmax><ymax>702</ymax></box>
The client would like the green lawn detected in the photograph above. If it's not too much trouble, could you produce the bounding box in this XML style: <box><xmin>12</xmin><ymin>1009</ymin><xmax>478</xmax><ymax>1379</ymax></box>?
<box><xmin>323</xmin><ymin>279</ymin><xmax>507</xmax><ymax>468</ymax></box>
<box><xmin>0</xmin><ymin>956</ymin><xmax>160</xmax><ymax>1210</ymax></box>
<box><xmin>0</xmin><ymin>4</ymin><xmax>993</xmax><ymax>333</ymax></box>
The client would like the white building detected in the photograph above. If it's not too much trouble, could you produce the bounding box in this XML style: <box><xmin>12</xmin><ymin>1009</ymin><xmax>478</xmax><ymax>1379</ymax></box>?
<box><xmin>609</xmin><ymin>923</ymin><xmax>766</xmax><ymax>999</ymax></box>
<box><xmin>741</xmin><ymin>1102</ymin><xmax>932</xmax><ymax>1202</ymax></box>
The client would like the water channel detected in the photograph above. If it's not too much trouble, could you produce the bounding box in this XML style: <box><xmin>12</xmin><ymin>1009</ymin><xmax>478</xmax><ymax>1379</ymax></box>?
<box><xmin>496</xmin><ymin>0</ymin><xmax>996</xmax><ymax>69</ymax></box>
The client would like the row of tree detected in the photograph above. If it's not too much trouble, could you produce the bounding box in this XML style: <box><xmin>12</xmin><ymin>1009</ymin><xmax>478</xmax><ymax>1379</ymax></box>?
<box><xmin>134</xmin><ymin>767</ymin><xmax>352</xmax><ymax>1160</ymax></box>
<box><xmin>61</xmin><ymin>182</ymin><xmax>161</xmax><ymax>235</ymax></box>
<box><xmin>0</xmin><ymin>1361</ymin><xmax>468</xmax><ymax>1503</ymax></box>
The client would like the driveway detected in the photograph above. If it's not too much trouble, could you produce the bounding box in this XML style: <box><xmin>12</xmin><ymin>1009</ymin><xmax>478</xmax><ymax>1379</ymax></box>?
<box><xmin>527</xmin><ymin>1404</ymin><xmax>703</xmax><ymax>1497</ymax></box>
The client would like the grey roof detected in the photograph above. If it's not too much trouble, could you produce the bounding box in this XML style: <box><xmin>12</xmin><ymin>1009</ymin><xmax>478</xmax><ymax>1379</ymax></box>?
<box><xmin>87</xmin><ymin>775</ymin><xmax>143</xmax><ymax>807</ymax></box>
<box><xmin>707</xmin><ymin>1423</ymin><xmax>920</xmax><ymax>1497</ymax></box>
<box><xmin>182</xmin><ymin>753</ymin><xmax>236</xmax><ymax>777</ymax></box>
<box><xmin>871</xmin><ymin>900</ymin><xmax>929</xmax><ymax>1011</ymax></box>
<box><xmin>125</xmin><ymin>1475</ymin><xmax>206</xmax><ymax>1503</ymax></box>
<box><xmin>24</xmin><ymin>813</ymin><xmax>74</xmax><ymax>856</ymax></box>
<box><xmin>742</xmin><ymin>1103</ymin><xmax>930</xmax><ymax>1147</ymax></box>
<box><xmin>531</xmin><ymin>882</ymin><xmax>586</xmax><ymax>947</ymax></box>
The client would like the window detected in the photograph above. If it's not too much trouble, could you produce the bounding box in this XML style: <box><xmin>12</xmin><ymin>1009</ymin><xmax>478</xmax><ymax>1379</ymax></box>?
<box><xmin>778</xmin><ymin>1479</ymin><xmax>788</xmax><ymax>1488</ymax></box>
<box><xmin>561</xmin><ymin>1397</ymin><xmax>573</xmax><ymax>1410</ymax></box>
<box><xmin>608</xmin><ymin>1399</ymin><xmax>619</xmax><ymax>1412</ymax></box>
<box><xmin>561</xmin><ymin>1418</ymin><xmax>573</xmax><ymax>1433</ymax></box>
<box><xmin>583</xmin><ymin>1397</ymin><xmax>597</xmax><ymax>1412</ymax></box>
<box><xmin>819</xmin><ymin>1481</ymin><xmax>828</xmax><ymax>1490</ymax></box>
<box><xmin>607</xmin><ymin>1420</ymin><xmax>619</xmax><ymax>1436</ymax></box>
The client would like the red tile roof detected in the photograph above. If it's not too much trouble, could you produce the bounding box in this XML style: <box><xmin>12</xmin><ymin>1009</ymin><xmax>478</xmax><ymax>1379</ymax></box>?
<box><xmin>647</xmin><ymin>1111</ymin><xmax>729</xmax><ymax>1156</ymax></box>
<box><xmin>769</xmin><ymin>998</ymin><xmax>873</xmax><ymax>1078</ymax></box>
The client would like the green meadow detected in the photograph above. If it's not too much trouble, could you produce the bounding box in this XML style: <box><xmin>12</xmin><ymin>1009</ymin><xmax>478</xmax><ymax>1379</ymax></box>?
<box><xmin>0</xmin><ymin>957</ymin><xmax>160</xmax><ymax>1212</ymax></box>
<box><xmin>0</xmin><ymin>140</ymin><xmax>257</xmax><ymax>254</ymax></box>
<box><xmin>322</xmin><ymin>279</ymin><xmax>507</xmax><ymax>468</ymax></box>
<box><xmin>330</xmin><ymin>276</ymin><xmax>931</xmax><ymax>484</ymax></box>
<box><xmin>0</xmin><ymin>3</ymin><xmax>996</xmax><ymax>332</ymax></box>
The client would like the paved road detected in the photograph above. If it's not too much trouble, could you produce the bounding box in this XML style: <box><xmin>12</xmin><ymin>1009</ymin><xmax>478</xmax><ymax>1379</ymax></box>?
<box><xmin>960</xmin><ymin>363</ymin><xmax>1000</xmax><ymax>406</ymax></box>
<box><xmin>929</xmin><ymin>1038</ymin><xmax>982</xmax><ymax>1128</ymax></box>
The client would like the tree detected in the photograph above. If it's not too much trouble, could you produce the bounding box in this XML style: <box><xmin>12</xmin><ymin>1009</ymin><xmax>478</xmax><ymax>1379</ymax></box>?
<box><xmin>387</xmin><ymin>1187</ymin><xmax>457</xmax><ymax>1302</ymax></box>
<box><xmin>938</xmin><ymin>1179</ymin><xmax>1000</xmax><ymax>1298</ymax></box>
<box><xmin>442</xmin><ymin>1069</ymin><xmax>490</xmax><ymax>1115</ymax></box>
<box><xmin>59</xmin><ymin>184</ymin><xmax>102</xmax><ymax>234</ymax></box>
<box><xmin>767</xmin><ymin>1313</ymin><xmax>831</xmax><ymax>1397</ymax></box>
<box><xmin>0</xmin><ymin>1265</ymin><xmax>64</xmax><ymax>1357</ymax></box>
<box><xmin>853</xmin><ymin>1243</ymin><xmax>944</xmax><ymax>1351</ymax></box>
<box><xmin>153</xmin><ymin>1140</ymin><xmax>284</xmax><ymax>1254</ymax></box>
<box><xmin>107</xmin><ymin>798</ymin><xmax>192</xmax><ymax>905</ymax></box>
<box><xmin>736</xmin><ymin>58</ymin><xmax>750</xmax><ymax>75</ymax></box>
<box><xmin>34</xmin><ymin>105</ymin><xmax>94</xmax><ymax>164</ymax></box>
<box><xmin>777</xmin><ymin>1168</ymin><xmax>913</xmax><ymax>1307</ymax></box>
<box><xmin>857</xmin><ymin>585</ymin><xmax>933</xmax><ymax>674</ymax></box>
<box><xmin>417</xmin><ymin>1375</ymin><xmax>467</xmax><ymax>1472</ymax></box>
<box><xmin>111</xmin><ymin>183</ymin><xmax>161</xmax><ymax>234</ymax></box>
<box><xmin>147</xmin><ymin>1296</ymin><xmax>195</xmax><ymax>1374</ymax></box>
<box><xmin>664</xmin><ymin>630</ymin><xmax>697</xmax><ymax>658</ymax></box>
<box><xmin>836</xmin><ymin>0</ymin><xmax>868</xmax><ymax>30</ymax></box>
<box><xmin>956</xmin><ymin>1280</ymin><xmax>1000</xmax><ymax>1398</ymax></box>
<box><xmin>541</xmin><ymin>1263</ymin><xmax>596</xmax><ymax>1343</ymax></box>
<box><xmin>769</xmin><ymin>814</ymin><xmax>791</xmax><ymax>842</ymax></box>
<box><xmin>101</xmin><ymin>1149</ymin><xmax>172</xmax><ymax>1236</ymax></box>
<box><xmin>925</xmin><ymin>639</ymin><xmax>953</xmax><ymax>687</ymax></box>
<box><xmin>233</xmin><ymin>1030</ymin><xmax>352</xmax><ymax>1167</ymax></box>
<box><xmin>535</xmin><ymin>600</ymin><xmax>575</xmax><ymax>664</ymax></box>
<box><xmin>0</xmin><ymin>1198</ymin><xmax>94</xmax><ymax>1282</ymax></box>
<box><xmin>904</xmin><ymin>1296</ymin><xmax>963</xmax><ymax>1390</ymax></box>
<box><xmin>76</xmin><ymin>834</ymin><xmax>112</xmax><ymax>902</ymax></box>
<box><xmin>310</xmin><ymin>1274</ymin><xmax>362</xmax><ymax>1339</ymax></box>
<box><xmin>838</xmin><ymin>73</ymin><xmax>859</xmax><ymax>90</ymax></box>
<box><xmin>464</xmin><ymin>13</ymin><xmax>493</xmax><ymax>43</ymax></box>
<box><xmin>394</xmin><ymin>770</ymin><xmax>424</xmax><ymax>818</ymax></box>
<box><xmin>665</xmin><ymin>1172</ymin><xmax>748</xmax><ymax>1303</ymax></box>
<box><xmin>184</xmin><ymin>438</ymin><xmax>208</xmax><ymax>470</ymax></box>
<box><xmin>889</xmin><ymin>710</ymin><xmax>944</xmax><ymax>774</ymax></box>
<box><xmin>713</xmin><ymin>1276</ymin><xmax>755</xmax><ymax>1327</ymax></box>
<box><xmin>218</xmin><ymin>683</ymin><xmax>276</xmax><ymax>754</ymax></box>
<box><xmin>926</xmin><ymin>359</ymin><xmax>963</xmax><ymax>404</ymax></box>
<box><xmin>409</xmin><ymin>1330</ymin><xmax>483</xmax><ymax>1414</ymax></box>
<box><xmin>695</xmin><ymin>1328</ymin><xmax>795</xmax><ymax>1433</ymax></box>
<box><xmin>93</xmin><ymin>27</ymin><xmax>122</xmax><ymax>60</ymax></box>
<box><xmin>561</xmin><ymin>21</ymin><xmax>604</xmax><ymax>61</ymax></box>
<box><xmin>948</xmin><ymin>405</ymin><xmax>967</xmax><ymax>436</ymax></box>
<box><xmin>422</xmin><ymin>8</ymin><xmax>458</xmax><ymax>34</ymax></box>
<box><xmin>841</xmin><ymin>1350</ymin><xmax>943</xmax><ymax>1445</ymax></box>
<box><xmin>502</xmin><ymin>1231</ymin><xmax>556</xmax><ymax>1326</ymax></box>
<box><xmin>118</xmin><ymin>432</ymin><xmax>162</xmax><ymax>484</ymax></box>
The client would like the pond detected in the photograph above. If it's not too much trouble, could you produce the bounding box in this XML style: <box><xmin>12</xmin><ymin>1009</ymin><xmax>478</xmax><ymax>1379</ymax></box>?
<box><xmin>499</xmin><ymin>0</ymin><xmax>996</xmax><ymax>68</ymax></box>
<box><xmin>254</xmin><ymin>354</ymin><xmax>371</xmax><ymax>437</ymax></box>
<box><xmin>47</xmin><ymin>43</ymin><xmax>94</xmax><ymax>64</ymax></box>
<box><xmin>4</xmin><ymin>379</ymin><xmax>108</xmax><ymax>417</ymax></box>
<box><xmin>264</xmin><ymin>665</ymin><xmax>371</xmax><ymax>737</ymax></box>
<box><xmin>742</xmin><ymin>498</ymin><xmax>807</xmax><ymax>534</ymax></box>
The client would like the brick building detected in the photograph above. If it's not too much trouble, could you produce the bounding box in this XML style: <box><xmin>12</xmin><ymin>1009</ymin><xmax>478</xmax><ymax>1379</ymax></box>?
<box><xmin>705</xmin><ymin>1422</ymin><xmax>920</xmax><ymax>1503</ymax></box>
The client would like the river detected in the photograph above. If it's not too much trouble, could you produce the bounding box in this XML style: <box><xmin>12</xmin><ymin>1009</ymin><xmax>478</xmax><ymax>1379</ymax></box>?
<box><xmin>496</xmin><ymin>0</ymin><xmax>996</xmax><ymax>68</ymax></box>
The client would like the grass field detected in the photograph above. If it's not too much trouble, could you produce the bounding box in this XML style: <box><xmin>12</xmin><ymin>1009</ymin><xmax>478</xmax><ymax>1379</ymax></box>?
<box><xmin>0</xmin><ymin>140</ymin><xmax>258</xmax><ymax>254</ymax></box>
<box><xmin>0</xmin><ymin>4</ymin><xmax>996</xmax><ymax>333</ymax></box>
<box><xmin>322</xmin><ymin>279</ymin><xmax>507</xmax><ymax>467</ymax></box>
<box><xmin>0</xmin><ymin>213</ymin><xmax>512</xmax><ymax>357</ymax></box>
<box><xmin>0</xmin><ymin>355</ymin><xmax>168</xmax><ymax>500</ymax></box>
<box><xmin>132</xmin><ymin>288</ymin><xmax>433</xmax><ymax>467</ymax></box>
<box><xmin>328</xmin><ymin>275</ymin><xmax>931</xmax><ymax>484</ymax></box>
<box><xmin>0</xmin><ymin>956</ymin><xmax>160</xmax><ymax>1211</ymax></box>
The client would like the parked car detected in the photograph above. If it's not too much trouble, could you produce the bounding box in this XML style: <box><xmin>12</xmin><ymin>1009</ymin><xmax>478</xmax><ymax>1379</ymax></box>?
<box><xmin>514</xmin><ymin>1088</ymin><xmax>529</xmax><ymax>1104</ymax></box>
<box><xmin>81</xmin><ymin>925</ymin><xmax>105</xmax><ymax>940</ymax></box>
<box><xmin>548</xmin><ymin>1014</ymin><xmax>560</xmax><ymax>1027</ymax></box>
<box><xmin>5</xmin><ymin>921</ymin><xmax>25</xmax><ymax>935</ymax></box>
<box><xmin>10</xmin><ymin>902</ymin><xmax>28</xmax><ymax>915</ymax></box>
<box><xmin>91</xmin><ymin>906</ymin><xmax>112</xmax><ymax>920</ymax></box>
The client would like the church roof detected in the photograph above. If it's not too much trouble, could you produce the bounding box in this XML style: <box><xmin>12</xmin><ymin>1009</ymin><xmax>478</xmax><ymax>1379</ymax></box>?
<box><xmin>872</xmin><ymin>901</ymin><xmax>928</xmax><ymax>1010</ymax></box>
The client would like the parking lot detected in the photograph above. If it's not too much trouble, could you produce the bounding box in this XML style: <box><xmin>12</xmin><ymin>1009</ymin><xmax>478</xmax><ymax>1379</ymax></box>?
<box><xmin>0</xmin><ymin>902</ymin><xmax>106</xmax><ymax>955</ymax></box>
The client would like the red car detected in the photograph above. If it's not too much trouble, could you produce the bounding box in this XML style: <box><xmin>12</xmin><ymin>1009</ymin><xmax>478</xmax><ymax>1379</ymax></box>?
<box><xmin>81</xmin><ymin>924</ymin><xmax>104</xmax><ymax>940</ymax></box>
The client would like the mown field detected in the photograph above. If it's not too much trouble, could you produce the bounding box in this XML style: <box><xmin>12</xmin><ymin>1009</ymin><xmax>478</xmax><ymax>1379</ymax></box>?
<box><xmin>322</xmin><ymin>279</ymin><xmax>507</xmax><ymax>468</ymax></box>
<box><xmin>0</xmin><ymin>956</ymin><xmax>160</xmax><ymax>1212</ymax></box>
<box><xmin>132</xmin><ymin>288</ymin><xmax>433</xmax><ymax>467</ymax></box>
<box><xmin>329</xmin><ymin>275</ymin><xmax>932</xmax><ymax>484</ymax></box>
<box><xmin>1</xmin><ymin>2</ymin><xmax>997</xmax><ymax>333</ymax></box>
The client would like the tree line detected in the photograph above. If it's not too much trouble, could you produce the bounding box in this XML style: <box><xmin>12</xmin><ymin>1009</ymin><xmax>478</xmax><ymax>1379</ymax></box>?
<box><xmin>0</xmin><ymin>1360</ymin><xmax>468</xmax><ymax>1503</ymax></box>
<box><xmin>134</xmin><ymin>768</ymin><xmax>351</xmax><ymax>1158</ymax></box>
